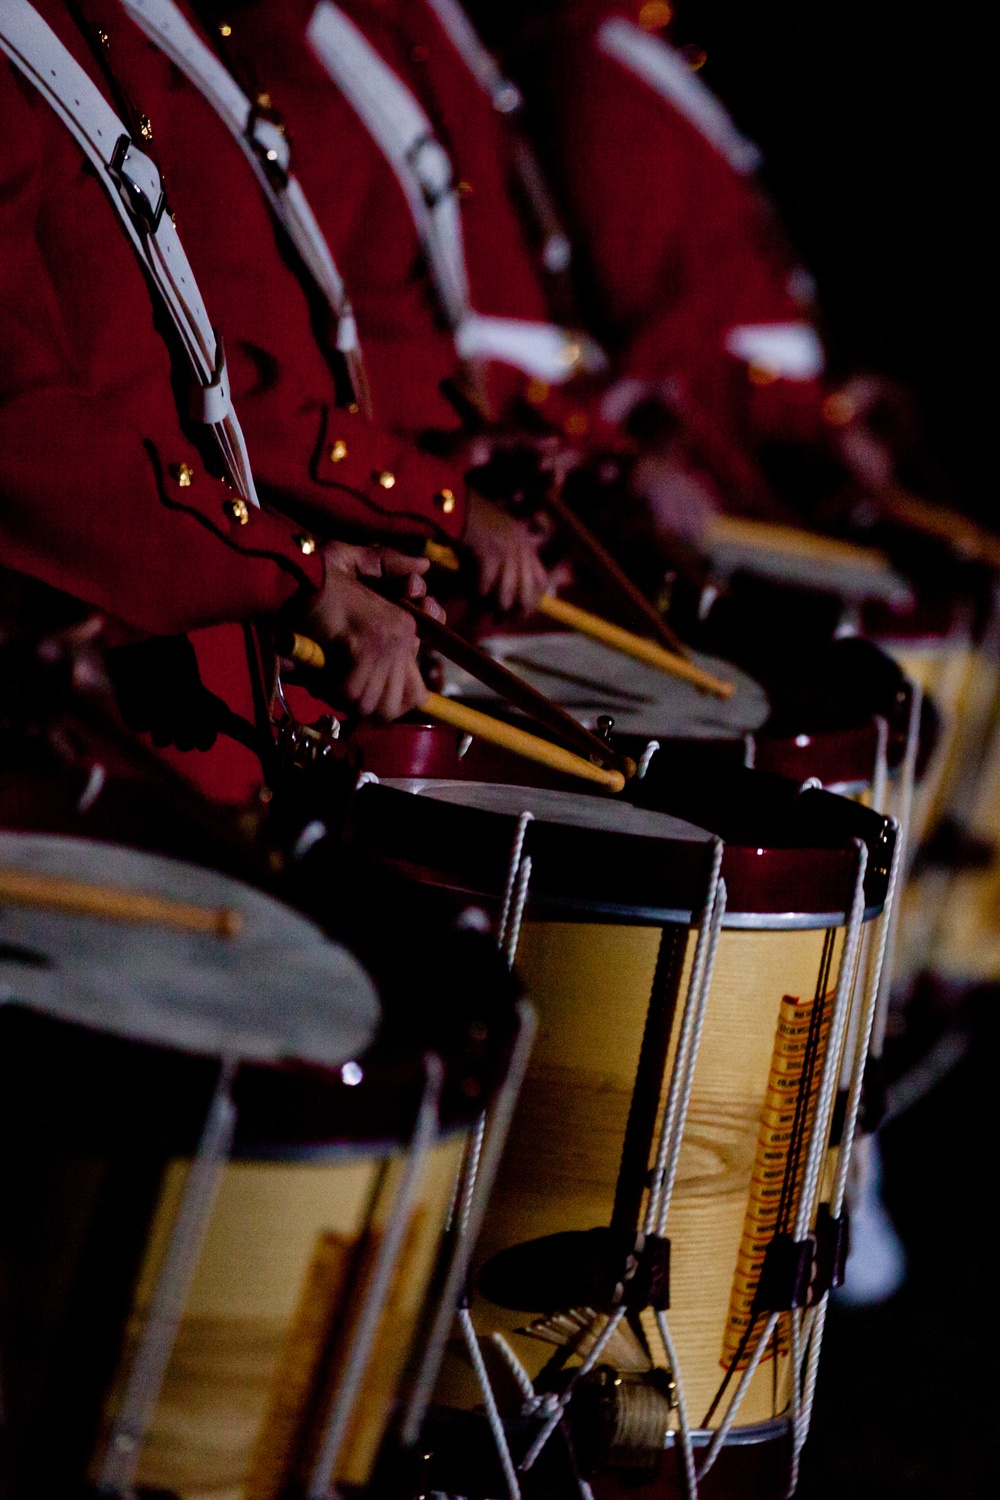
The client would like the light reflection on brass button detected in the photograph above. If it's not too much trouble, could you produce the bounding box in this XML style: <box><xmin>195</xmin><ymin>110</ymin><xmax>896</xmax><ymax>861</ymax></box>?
<box><xmin>139</xmin><ymin>115</ymin><xmax>153</xmax><ymax>142</ymax></box>
<box><xmin>219</xmin><ymin>21</ymin><xmax>232</xmax><ymax>36</ymax></box>
<box><xmin>256</xmin><ymin>91</ymin><xmax>272</xmax><ymax>109</ymax></box>
<box><xmin>435</xmin><ymin>487</ymin><xmax>456</xmax><ymax>514</ymax></box>
<box><xmin>224</xmin><ymin>496</ymin><xmax>249</xmax><ymax>525</ymax></box>
<box><xmin>348</xmin><ymin>402</ymin><xmax>359</xmax><ymax>414</ymax></box>
<box><xmin>748</xmin><ymin>363</ymin><xmax>778</xmax><ymax>386</ymax></box>
<box><xmin>638</xmin><ymin>0</ymin><xmax>673</xmax><ymax>30</ymax></box>
<box><xmin>374</xmin><ymin>470</ymin><xmax>396</xmax><ymax>489</ymax></box>
<box><xmin>329</xmin><ymin>439</ymin><xmax>348</xmax><ymax>463</ymax></box>
<box><xmin>295</xmin><ymin>532</ymin><xmax>317</xmax><ymax>555</ymax></box>
<box><xmin>171</xmin><ymin>462</ymin><xmax>195</xmax><ymax>487</ymax></box>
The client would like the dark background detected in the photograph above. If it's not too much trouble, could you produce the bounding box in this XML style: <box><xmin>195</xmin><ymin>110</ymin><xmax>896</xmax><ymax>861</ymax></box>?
<box><xmin>473</xmin><ymin>0</ymin><xmax>997</xmax><ymax>519</ymax></box>
<box><xmin>679</xmin><ymin>0</ymin><xmax>996</xmax><ymax>519</ymax></box>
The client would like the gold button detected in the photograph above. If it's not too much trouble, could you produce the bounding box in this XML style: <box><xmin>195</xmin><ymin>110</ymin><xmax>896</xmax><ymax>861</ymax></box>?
<box><xmin>638</xmin><ymin>1</ymin><xmax>673</xmax><ymax>30</ymax></box>
<box><xmin>435</xmin><ymin>487</ymin><xmax>456</xmax><ymax>514</ymax></box>
<box><xmin>329</xmin><ymin>439</ymin><xmax>348</xmax><ymax>463</ymax></box>
<box><xmin>256</xmin><ymin>91</ymin><xmax>272</xmax><ymax>109</ymax></box>
<box><xmin>295</xmin><ymin>532</ymin><xmax>317</xmax><ymax>555</ymax></box>
<box><xmin>224</xmin><ymin>496</ymin><xmax>249</xmax><ymax>525</ymax></box>
<box><xmin>138</xmin><ymin>115</ymin><xmax>153</xmax><ymax>142</ymax></box>
<box><xmin>525</xmin><ymin>378</ymin><xmax>549</xmax><ymax>405</ymax></box>
<box><xmin>374</xmin><ymin>470</ymin><xmax>396</xmax><ymax>489</ymax></box>
<box><xmin>219</xmin><ymin>21</ymin><xmax>232</xmax><ymax>37</ymax></box>
<box><xmin>748</xmin><ymin>363</ymin><xmax>778</xmax><ymax>386</ymax></box>
<box><xmin>822</xmin><ymin>391</ymin><xmax>857</xmax><ymax>427</ymax></box>
<box><xmin>171</xmin><ymin>462</ymin><xmax>195</xmax><ymax>488</ymax></box>
<box><xmin>348</xmin><ymin>402</ymin><xmax>359</xmax><ymax>415</ymax></box>
<box><xmin>457</xmin><ymin>180</ymin><xmax>473</xmax><ymax>198</ymax></box>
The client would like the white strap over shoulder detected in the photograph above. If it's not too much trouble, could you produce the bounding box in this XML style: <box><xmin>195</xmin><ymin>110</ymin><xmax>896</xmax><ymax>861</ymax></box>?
<box><xmin>0</xmin><ymin>0</ymin><xmax>259</xmax><ymax>503</ymax></box>
<box><xmin>118</xmin><ymin>0</ymin><xmax>369</xmax><ymax>412</ymax></box>
<box><xmin>596</xmin><ymin>15</ymin><xmax>761</xmax><ymax>177</ymax></box>
<box><xmin>307</xmin><ymin>0</ymin><xmax>470</xmax><ymax>328</ymax></box>
<box><xmin>422</xmin><ymin>0</ymin><xmax>522</xmax><ymax>114</ymax></box>
<box><xmin>306</xmin><ymin>1</ymin><xmax>605</xmax><ymax>386</ymax></box>
<box><xmin>724</xmin><ymin>321</ymin><xmax>825</xmax><ymax>380</ymax></box>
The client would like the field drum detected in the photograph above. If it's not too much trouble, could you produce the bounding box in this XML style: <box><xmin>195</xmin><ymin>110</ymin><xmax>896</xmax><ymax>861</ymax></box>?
<box><xmin>346</xmin><ymin>777</ymin><xmax>896</xmax><ymax>1495</ymax></box>
<box><xmin>0</xmin><ymin>832</ymin><xmax>510</xmax><ymax>1500</ymax></box>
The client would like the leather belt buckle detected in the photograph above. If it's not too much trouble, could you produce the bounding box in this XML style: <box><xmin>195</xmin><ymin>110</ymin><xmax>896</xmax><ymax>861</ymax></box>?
<box><xmin>110</xmin><ymin>134</ymin><xmax>166</xmax><ymax>234</ymax></box>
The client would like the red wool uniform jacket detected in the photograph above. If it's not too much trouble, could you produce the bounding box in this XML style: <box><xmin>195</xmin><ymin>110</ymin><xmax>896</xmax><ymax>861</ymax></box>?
<box><xmin>511</xmin><ymin>0</ymin><xmax>831</xmax><ymax>455</ymax></box>
<box><xmin>2</xmin><ymin>0</ymin><xmax>471</xmax><ymax>803</ymax></box>
<box><xmin>217</xmin><ymin>0</ymin><xmax>595</xmax><ymax>444</ymax></box>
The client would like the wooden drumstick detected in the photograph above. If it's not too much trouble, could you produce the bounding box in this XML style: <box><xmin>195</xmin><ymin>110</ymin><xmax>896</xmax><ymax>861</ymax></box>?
<box><xmin>0</xmin><ymin>869</ymin><xmax>243</xmax><ymax>937</ymax></box>
<box><xmin>281</xmin><ymin>635</ymin><xmax>625</xmax><ymax>791</ymax></box>
<box><xmin>538</xmin><ymin>480</ymin><xmax>691</xmax><ymax>657</ymax></box>
<box><xmin>421</xmin><ymin>693</ymin><xmax>626</xmax><ymax>791</ymax></box>
<box><xmin>421</xmin><ymin>541</ymin><xmax>731</xmax><ymax>697</ymax></box>
<box><xmin>536</xmin><ymin>596</ymin><xmax>734</xmax><ymax>700</ymax></box>
<box><xmin>879</xmin><ymin>485</ymin><xmax>1000</xmax><ymax>569</ymax></box>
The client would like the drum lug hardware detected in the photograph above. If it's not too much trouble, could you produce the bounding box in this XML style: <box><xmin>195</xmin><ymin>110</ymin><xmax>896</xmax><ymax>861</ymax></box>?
<box><xmin>810</xmin><ymin>1203</ymin><xmax>850</xmax><ymax>1300</ymax></box>
<box><xmin>751</xmin><ymin>1231</ymin><xmax>815</xmax><ymax>1313</ymax></box>
<box><xmin>571</xmin><ymin>1365</ymin><xmax>676</xmax><ymax>1475</ymax></box>
<box><xmin>619</xmin><ymin>1231</ymin><xmax>670</xmax><ymax>1312</ymax></box>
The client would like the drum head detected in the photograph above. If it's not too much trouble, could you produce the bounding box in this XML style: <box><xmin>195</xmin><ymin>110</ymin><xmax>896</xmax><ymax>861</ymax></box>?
<box><xmin>704</xmin><ymin>517</ymin><xmax>913</xmax><ymax>607</ymax></box>
<box><xmin>384</xmin><ymin>779</ymin><xmax>710</xmax><ymax>844</ymax></box>
<box><xmin>442</xmin><ymin>632</ymin><xmax>769</xmax><ymax>738</ymax></box>
<box><xmin>0</xmin><ymin>833</ymin><xmax>378</xmax><ymax>1066</ymax></box>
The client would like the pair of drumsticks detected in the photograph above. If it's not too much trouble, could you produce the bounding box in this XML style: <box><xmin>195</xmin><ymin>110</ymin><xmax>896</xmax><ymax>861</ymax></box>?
<box><xmin>285</xmin><ymin>522</ymin><xmax>733</xmax><ymax>794</ymax></box>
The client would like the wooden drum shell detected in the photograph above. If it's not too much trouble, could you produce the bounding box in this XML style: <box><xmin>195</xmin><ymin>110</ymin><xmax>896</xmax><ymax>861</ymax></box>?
<box><xmin>346</xmin><ymin>781</ymin><xmax>887</xmax><ymax>1466</ymax></box>
<box><xmin>438</xmin><ymin>917</ymin><xmax>849</xmax><ymax>1433</ymax></box>
<box><xmin>0</xmin><ymin>1007</ymin><xmax>468</xmax><ymax>1500</ymax></box>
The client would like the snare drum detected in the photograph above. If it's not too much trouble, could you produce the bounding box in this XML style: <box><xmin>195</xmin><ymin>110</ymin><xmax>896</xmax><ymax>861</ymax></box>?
<box><xmin>702</xmin><ymin>516</ymin><xmax>913</xmax><ymax>615</ymax></box>
<box><xmin>0</xmin><ymin>832</ymin><xmax>488</xmax><ymax>1500</ymax></box>
<box><xmin>390</xmin><ymin>626</ymin><xmax>901</xmax><ymax>803</ymax></box>
<box><xmin>347</xmin><ymin>776</ymin><xmax>894</xmax><ymax>1492</ymax></box>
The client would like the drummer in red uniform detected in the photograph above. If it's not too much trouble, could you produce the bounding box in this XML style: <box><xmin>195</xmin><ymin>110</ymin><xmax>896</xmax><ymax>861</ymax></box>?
<box><xmin>196</xmin><ymin>0</ymin><xmax>612</xmax><ymax>540</ymax></box>
<box><xmin>0</xmin><ymin>0</ymin><xmax>572</xmax><ymax>806</ymax></box>
<box><xmin>474</xmin><ymin>0</ymin><xmax>898</xmax><ymax>540</ymax></box>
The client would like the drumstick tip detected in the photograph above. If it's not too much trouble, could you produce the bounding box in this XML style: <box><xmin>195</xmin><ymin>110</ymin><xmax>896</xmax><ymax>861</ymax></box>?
<box><xmin>214</xmin><ymin>907</ymin><xmax>244</xmax><ymax>938</ymax></box>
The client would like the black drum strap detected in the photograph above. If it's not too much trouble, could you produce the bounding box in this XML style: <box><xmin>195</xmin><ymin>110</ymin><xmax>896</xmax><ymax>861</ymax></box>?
<box><xmin>611</xmin><ymin>924</ymin><xmax>689</xmax><ymax>1233</ymax></box>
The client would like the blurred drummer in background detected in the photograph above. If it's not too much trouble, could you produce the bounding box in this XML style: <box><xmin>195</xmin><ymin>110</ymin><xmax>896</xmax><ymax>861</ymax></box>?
<box><xmin>463</xmin><ymin>0</ymin><xmax>908</xmax><ymax>545</ymax></box>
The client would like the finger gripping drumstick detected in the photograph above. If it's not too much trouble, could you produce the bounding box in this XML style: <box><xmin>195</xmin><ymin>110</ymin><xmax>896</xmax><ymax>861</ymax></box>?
<box><xmin>536</xmin><ymin>596</ymin><xmax>734</xmax><ymax>700</ymax></box>
<box><xmin>280</xmin><ymin>635</ymin><xmax>625</xmax><ymax>791</ymax></box>
<box><xmin>0</xmin><ymin>870</ymin><xmax>243</xmax><ymax>937</ymax></box>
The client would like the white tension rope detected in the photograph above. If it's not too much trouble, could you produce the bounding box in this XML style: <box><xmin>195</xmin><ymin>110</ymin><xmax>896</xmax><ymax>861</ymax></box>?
<box><xmin>0</xmin><ymin>0</ymin><xmax>259</xmax><ymax>504</ymax></box>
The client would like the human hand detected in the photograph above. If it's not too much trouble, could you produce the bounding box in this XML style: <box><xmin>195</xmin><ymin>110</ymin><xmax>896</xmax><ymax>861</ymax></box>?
<box><xmin>305</xmin><ymin>560</ymin><xmax>425</xmax><ymax>720</ymax></box>
<box><xmin>462</xmin><ymin>490</ymin><xmax>552</xmax><ymax>613</ymax></box>
<box><xmin>630</xmin><ymin>450</ymin><xmax>721</xmax><ymax>546</ymax></box>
